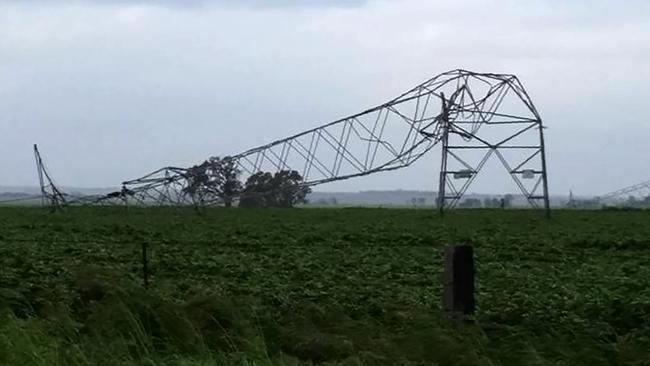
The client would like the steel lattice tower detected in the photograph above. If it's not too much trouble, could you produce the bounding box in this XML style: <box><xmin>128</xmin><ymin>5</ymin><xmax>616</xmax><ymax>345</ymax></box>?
<box><xmin>433</xmin><ymin>72</ymin><xmax>550</xmax><ymax>217</ymax></box>
<box><xmin>32</xmin><ymin>70</ymin><xmax>551</xmax><ymax>216</ymax></box>
<box><xmin>33</xmin><ymin>144</ymin><xmax>67</xmax><ymax>210</ymax></box>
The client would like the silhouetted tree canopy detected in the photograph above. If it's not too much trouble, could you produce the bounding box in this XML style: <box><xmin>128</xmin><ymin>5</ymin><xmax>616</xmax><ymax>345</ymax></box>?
<box><xmin>183</xmin><ymin>162</ymin><xmax>211</xmax><ymax>205</ymax></box>
<box><xmin>206</xmin><ymin>156</ymin><xmax>243</xmax><ymax>207</ymax></box>
<box><xmin>183</xmin><ymin>156</ymin><xmax>242</xmax><ymax>207</ymax></box>
<box><xmin>240</xmin><ymin>170</ymin><xmax>311</xmax><ymax>208</ymax></box>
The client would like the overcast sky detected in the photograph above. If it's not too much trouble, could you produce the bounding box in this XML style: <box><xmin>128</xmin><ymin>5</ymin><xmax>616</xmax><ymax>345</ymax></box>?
<box><xmin>1</xmin><ymin>0</ymin><xmax>649</xmax><ymax>195</ymax></box>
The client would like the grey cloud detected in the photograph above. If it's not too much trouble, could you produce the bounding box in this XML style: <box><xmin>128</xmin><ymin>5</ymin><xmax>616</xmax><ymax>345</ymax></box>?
<box><xmin>11</xmin><ymin>0</ymin><xmax>367</xmax><ymax>8</ymax></box>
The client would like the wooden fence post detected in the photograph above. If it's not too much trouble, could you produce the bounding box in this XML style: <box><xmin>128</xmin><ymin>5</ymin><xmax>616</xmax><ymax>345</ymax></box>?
<box><xmin>142</xmin><ymin>242</ymin><xmax>149</xmax><ymax>289</ymax></box>
<box><xmin>442</xmin><ymin>245</ymin><xmax>475</xmax><ymax>317</ymax></box>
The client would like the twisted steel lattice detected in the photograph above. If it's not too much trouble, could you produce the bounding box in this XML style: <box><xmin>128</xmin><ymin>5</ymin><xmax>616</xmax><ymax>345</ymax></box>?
<box><xmin>32</xmin><ymin>69</ymin><xmax>549</xmax><ymax>211</ymax></box>
<box><xmin>601</xmin><ymin>181</ymin><xmax>650</xmax><ymax>203</ymax></box>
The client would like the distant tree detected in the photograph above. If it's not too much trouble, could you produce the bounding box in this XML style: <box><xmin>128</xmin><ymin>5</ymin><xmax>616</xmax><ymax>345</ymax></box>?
<box><xmin>643</xmin><ymin>196</ymin><xmax>650</xmax><ymax>208</ymax></box>
<box><xmin>410</xmin><ymin>197</ymin><xmax>427</xmax><ymax>207</ymax></box>
<box><xmin>240</xmin><ymin>170</ymin><xmax>311</xmax><ymax>208</ymax></box>
<box><xmin>328</xmin><ymin>197</ymin><xmax>338</xmax><ymax>205</ymax></box>
<box><xmin>625</xmin><ymin>195</ymin><xmax>638</xmax><ymax>208</ymax></box>
<box><xmin>570</xmin><ymin>197</ymin><xmax>601</xmax><ymax>209</ymax></box>
<box><xmin>482</xmin><ymin>198</ymin><xmax>493</xmax><ymax>208</ymax></box>
<box><xmin>483</xmin><ymin>198</ymin><xmax>501</xmax><ymax>208</ymax></box>
<box><xmin>459</xmin><ymin>198</ymin><xmax>481</xmax><ymax>208</ymax></box>
<box><xmin>503</xmin><ymin>194</ymin><xmax>514</xmax><ymax>208</ymax></box>
<box><xmin>315</xmin><ymin>198</ymin><xmax>329</xmax><ymax>205</ymax></box>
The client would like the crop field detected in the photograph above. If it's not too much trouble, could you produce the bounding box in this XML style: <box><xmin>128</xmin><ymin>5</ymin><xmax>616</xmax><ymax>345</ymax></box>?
<box><xmin>1</xmin><ymin>207</ymin><xmax>650</xmax><ymax>365</ymax></box>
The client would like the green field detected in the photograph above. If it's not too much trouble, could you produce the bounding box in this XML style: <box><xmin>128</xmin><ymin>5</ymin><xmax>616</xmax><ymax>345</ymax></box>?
<box><xmin>1</xmin><ymin>207</ymin><xmax>649</xmax><ymax>365</ymax></box>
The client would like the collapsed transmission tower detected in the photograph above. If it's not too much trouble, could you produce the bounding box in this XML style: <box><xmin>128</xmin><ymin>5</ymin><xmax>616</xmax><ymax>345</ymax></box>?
<box><xmin>34</xmin><ymin>144</ymin><xmax>67</xmax><ymax>210</ymax></box>
<box><xmin>47</xmin><ymin>69</ymin><xmax>551</xmax><ymax>216</ymax></box>
<box><xmin>601</xmin><ymin>180</ymin><xmax>650</xmax><ymax>204</ymax></box>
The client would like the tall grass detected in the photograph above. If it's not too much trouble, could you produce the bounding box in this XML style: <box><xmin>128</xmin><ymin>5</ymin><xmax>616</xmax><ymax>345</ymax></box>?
<box><xmin>0</xmin><ymin>307</ymin><xmax>292</xmax><ymax>366</ymax></box>
<box><xmin>2</xmin><ymin>300</ymin><xmax>648</xmax><ymax>366</ymax></box>
<box><xmin>0</xmin><ymin>273</ymin><xmax>300</xmax><ymax>366</ymax></box>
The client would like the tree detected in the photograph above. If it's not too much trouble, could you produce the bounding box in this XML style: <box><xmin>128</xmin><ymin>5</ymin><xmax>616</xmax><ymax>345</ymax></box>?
<box><xmin>240</xmin><ymin>170</ymin><xmax>311</xmax><ymax>208</ymax></box>
<box><xmin>240</xmin><ymin>172</ymin><xmax>273</xmax><ymax>208</ymax></box>
<box><xmin>483</xmin><ymin>198</ymin><xmax>500</xmax><ymax>208</ymax></box>
<box><xmin>459</xmin><ymin>198</ymin><xmax>481</xmax><ymax>208</ymax></box>
<box><xmin>316</xmin><ymin>198</ymin><xmax>330</xmax><ymax>205</ymax></box>
<box><xmin>643</xmin><ymin>196</ymin><xmax>650</xmax><ymax>208</ymax></box>
<box><xmin>625</xmin><ymin>195</ymin><xmax>638</xmax><ymax>208</ymax></box>
<box><xmin>205</xmin><ymin>156</ymin><xmax>242</xmax><ymax>207</ymax></box>
<box><xmin>503</xmin><ymin>194</ymin><xmax>514</xmax><ymax>208</ymax></box>
<box><xmin>183</xmin><ymin>162</ymin><xmax>211</xmax><ymax>206</ymax></box>
<box><xmin>272</xmin><ymin>170</ymin><xmax>311</xmax><ymax>207</ymax></box>
<box><xmin>183</xmin><ymin>156</ymin><xmax>242</xmax><ymax>207</ymax></box>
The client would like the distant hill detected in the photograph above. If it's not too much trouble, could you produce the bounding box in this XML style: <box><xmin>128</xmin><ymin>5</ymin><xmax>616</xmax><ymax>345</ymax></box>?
<box><xmin>0</xmin><ymin>186</ymin><xmax>41</xmax><ymax>195</ymax></box>
<box><xmin>0</xmin><ymin>186</ymin><xmax>117</xmax><ymax>204</ymax></box>
<box><xmin>307</xmin><ymin>190</ymin><xmax>569</xmax><ymax>208</ymax></box>
<box><xmin>0</xmin><ymin>185</ymin><xmax>117</xmax><ymax>196</ymax></box>
<box><xmin>307</xmin><ymin>190</ymin><xmax>435</xmax><ymax>207</ymax></box>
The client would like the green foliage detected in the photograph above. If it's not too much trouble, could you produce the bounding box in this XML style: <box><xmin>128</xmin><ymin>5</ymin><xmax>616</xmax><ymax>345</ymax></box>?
<box><xmin>183</xmin><ymin>164</ymin><xmax>211</xmax><ymax>205</ymax></box>
<box><xmin>240</xmin><ymin>170</ymin><xmax>311</xmax><ymax>208</ymax></box>
<box><xmin>183</xmin><ymin>156</ymin><xmax>243</xmax><ymax>207</ymax></box>
<box><xmin>207</xmin><ymin>156</ymin><xmax>243</xmax><ymax>207</ymax></box>
<box><xmin>1</xmin><ymin>207</ymin><xmax>650</xmax><ymax>364</ymax></box>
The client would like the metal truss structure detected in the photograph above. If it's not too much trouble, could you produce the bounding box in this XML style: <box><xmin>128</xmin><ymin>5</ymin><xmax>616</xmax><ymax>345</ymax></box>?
<box><xmin>35</xmin><ymin>70</ymin><xmax>551</xmax><ymax>215</ymax></box>
<box><xmin>121</xmin><ymin>167</ymin><xmax>191</xmax><ymax>205</ymax></box>
<box><xmin>33</xmin><ymin>144</ymin><xmax>67</xmax><ymax>210</ymax></box>
<box><xmin>601</xmin><ymin>180</ymin><xmax>650</xmax><ymax>204</ymax></box>
<box><xmin>433</xmin><ymin>73</ymin><xmax>550</xmax><ymax>216</ymax></box>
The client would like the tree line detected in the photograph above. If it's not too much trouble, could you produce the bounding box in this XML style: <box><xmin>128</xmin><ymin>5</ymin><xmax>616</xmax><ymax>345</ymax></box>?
<box><xmin>182</xmin><ymin>156</ymin><xmax>311</xmax><ymax>208</ymax></box>
<box><xmin>457</xmin><ymin>195</ymin><xmax>515</xmax><ymax>209</ymax></box>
